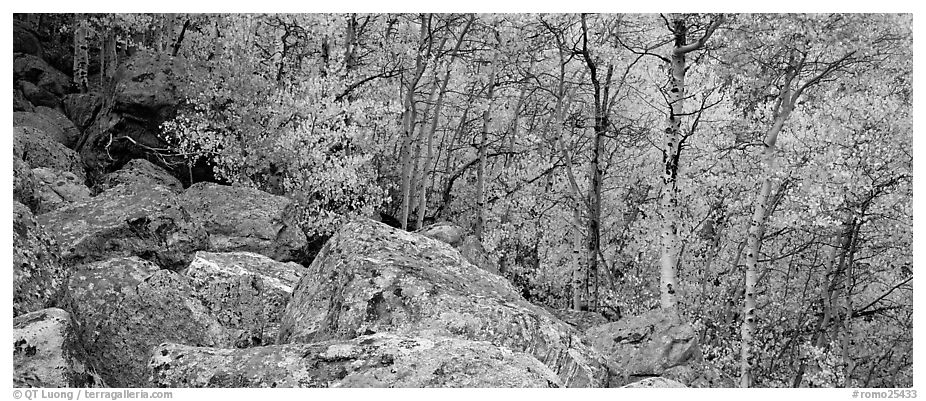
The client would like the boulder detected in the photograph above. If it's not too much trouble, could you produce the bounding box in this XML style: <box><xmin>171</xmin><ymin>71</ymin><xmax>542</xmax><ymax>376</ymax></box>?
<box><xmin>113</xmin><ymin>51</ymin><xmax>189</xmax><ymax>119</ymax></box>
<box><xmin>278</xmin><ymin>219</ymin><xmax>612</xmax><ymax>387</ymax></box>
<box><xmin>658</xmin><ymin>363</ymin><xmax>734</xmax><ymax>388</ymax></box>
<box><xmin>31</xmin><ymin>167</ymin><xmax>92</xmax><ymax>214</ymax></box>
<box><xmin>13</xmin><ymin>126</ymin><xmax>86</xmax><ymax>182</ymax></box>
<box><xmin>14</xmin><ymin>308</ymin><xmax>103</xmax><ymax>388</ymax></box>
<box><xmin>417</xmin><ymin>222</ymin><xmax>465</xmax><ymax>246</ymax></box>
<box><xmin>99</xmin><ymin>158</ymin><xmax>183</xmax><ymax>194</ymax></box>
<box><xmin>184</xmin><ymin>251</ymin><xmax>307</xmax><ymax>347</ymax></box>
<box><xmin>14</xmin><ymin>52</ymin><xmax>71</xmax><ymax>97</ymax></box>
<box><xmin>149</xmin><ymin>333</ymin><xmax>561</xmax><ymax>388</ymax></box>
<box><xmin>14</xmin><ymin>87</ymin><xmax>35</xmax><ymax>112</ymax></box>
<box><xmin>544</xmin><ymin>307</ymin><xmax>609</xmax><ymax>332</ymax></box>
<box><xmin>35</xmin><ymin>106</ymin><xmax>82</xmax><ymax>147</ymax></box>
<box><xmin>62</xmin><ymin>92</ymin><xmax>104</xmax><ymax>129</ymax></box>
<box><xmin>36</xmin><ymin>183</ymin><xmax>209</xmax><ymax>270</ymax></box>
<box><xmin>584</xmin><ymin>308</ymin><xmax>702</xmax><ymax>385</ymax></box>
<box><xmin>621</xmin><ymin>377</ymin><xmax>687</xmax><ymax>388</ymax></box>
<box><xmin>63</xmin><ymin>257</ymin><xmax>232</xmax><ymax>387</ymax></box>
<box><xmin>14</xmin><ymin>111</ymin><xmax>75</xmax><ymax>148</ymax></box>
<box><xmin>14</xmin><ymin>202</ymin><xmax>66</xmax><ymax>317</ymax></box>
<box><xmin>13</xmin><ymin>20</ymin><xmax>43</xmax><ymax>57</ymax></box>
<box><xmin>19</xmin><ymin>81</ymin><xmax>58</xmax><ymax>108</ymax></box>
<box><xmin>179</xmin><ymin>182</ymin><xmax>308</xmax><ymax>262</ymax></box>
<box><xmin>418</xmin><ymin>223</ymin><xmax>498</xmax><ymax>274</ymax></box>
<box><xmin>14</xmin><ymin>157</ymin><xmax>38</xmax><ymax>212</ymax></box>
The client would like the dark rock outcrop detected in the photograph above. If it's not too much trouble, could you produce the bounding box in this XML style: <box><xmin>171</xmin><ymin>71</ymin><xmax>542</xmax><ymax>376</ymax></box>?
<box><xmin>179</xmin><ymin>183</ymin><xmax>308</xmax><ymax>262</ymax></box>
<box><xmin>99</xmin><ymin>159</ymin><xmax>183</xmax><ymax>194</ymax></box>
<box><xmin>14</xmin><ymin>202</ymin><xmax>66</xmax><ymax>317</ymax></box>
<box><xmin>149</xmin><ymin>333</ymin><xmax>561</xmax><ymax>388</ymax></box>
<box><xmin>14</xmin><ymin>308</ymin><xmax>103</xmax><ymax>388</ymax></box>
<box><xmin>19</xmin><ymin>81</ymin><xmax>59</xmax><ymax>108</ymax></box>
<box><xmin>278</xmin><ymin>219</ymin><xmax>612</xmax><ymax>387</ymax></box>
<box><xmin>13</xmin><ymin>52</ymin><xmax>71</xmax><ymax>97</ymax></box>
<box><xmin>14</xmin><ymin>87</ymin><xmax>35</xmax><ymax>112</ymax></box>
<box><xmin>36</xmin><ymin>184</ymin><xmax>208</xmax><ymax>270</ymax></box>
<box><xmin>31</xmin><ymin>167</ymin><xmax>92</xmax><ymax>214</ymax></box>
<box><xmin>80</xmin><ymin>52</ymin><xmax>190</xmax><ymax>179</ymax></box>
<box><xmin>184</xmin><ymin>251</ymin><xmax>306</xmax><ymax>347</ymax></box>
<box><xmin>14</xmin><ymin>126</ymin><xmax>86</xmax><ymax>183</ymax></box>
<box><xmin>13</xmin><ymin>20</ymin><xmax>44</xmax><ymax>58</ymax></box>
<box><xmin>64</xmin><ymin>257</ymin><xmax>231</xmax><ymax>387</ymax></box>
<box><xmin>584</xmin><ymin>308</ymin><xmax>702</xmax><ymax>385</ymax></box>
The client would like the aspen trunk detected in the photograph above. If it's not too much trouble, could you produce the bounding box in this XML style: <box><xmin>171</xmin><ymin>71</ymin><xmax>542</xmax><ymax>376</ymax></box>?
<box><xmin>398</xmin><ymin>16</ymin><xmax>430</xmax><ymax>230</ymax></box>
<box><xmin>475</xmin><ymin>55</ymin><xmax>498</xmax><ymax>241</ymax></box>
<box><xmin>741</xmin><ymin>73</ymin><xmax>795</xmax><ymax>388</ymax></box>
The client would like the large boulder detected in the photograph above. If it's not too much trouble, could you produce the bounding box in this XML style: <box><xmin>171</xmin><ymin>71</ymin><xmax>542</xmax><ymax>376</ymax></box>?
<box><xmin>62</xmin><ymin>92</ymin><xmax>104</xmax><ymax>130</ymax></box>
<box><xmin>36</xmin><ymin>183</ymin><xmax>209</xmax><ymax>270</ymax></box>
<box><xmin>79</xmin><ymin>52</ymin><xmax>191</xmax><ymax>181</ymax></box>
<box><xmin>14</xmin><ymin>157</ymin><xmax>38</xmax><ymax>212</ymax></box>
<box><xmin>14</xmin><ymin>202</ymin><xmax>66</xmax><ymax>317</ymax></box>
<box><xmin>14</xmin><ymin>308</ymin><xmax>103</xmax><ymax>388</ymax></box>
<box><xmin>63</xmin><ymin>257</ymin><xmax>232</xmax><ymax>387</ymax></box>
<box><xmin>278</xmin><ymin>219</ymin><xmax>612</xmax><ymax>387</ymax></box>
<box><xmin>14</xmin><ymin>87</ymin><xmax>35</xmax><ymax>112</ymax></box>
<box><xmin>149</xmin><ymin>333</ymin><xmax>561</xmax><ymax>388</ymax></box>
<box><xmin>99</xmin><ymin>158</ymin><xmax>183</xmax><ymax>194</ymax></box>
<box><xmin>584</xmin><ymin>308</ymin><xmax>702</xmax><ymax>385</ymax></box>
<box><xmin>19</xmin><ymin>81</ymin><xmax>59</xmax><ymax>108</ymax></box>
<box><xmin>544</xmin><ymin>307</ymin><xmax>609</xmax><ymax>332</ymax></box>
<box><xmin>13</xmin><ymin>52</ymin><xmax>71</xmax><ymax>97</ymax></box>
<box><xmin>13</xmin><ymin>20</ymin><xmax>43</xmax><ymax>57</ymax></box>
<box><xmin>35</xmin><ymin>106</ymin><xmax>82</xmax><ymax>147</ymax></box>
<box><xmin>31</xmin><ymin>167</ymin><xmax>92</xmax><ymax>214</ymax></box>
<box><xmin>113</xmin><ymin>51</ymin><xmax>189</xmax><ymax>119</ymax></box>
<box><xmin>14</xmin><ymin>111</ymin><xmax>77</xmax><ymax>149</ymax></box>
<box><xmin>418</xmin><ymin>223</ymin><xmax>498</xmax><ymax>274</ymax></box>
<box><xmin>184</xmin><ymin>251</ymin><xmax>307</xmax><ymax>347</ymax></box>
<box><xmin>179</xmin><ymin>183</ymin><xmax>308</xmax><ymax>262</ymax></box>
<box><xmin>14</xmin><ymin>126</ymin><xmax>86</xmax><ymax>183</ymax></box>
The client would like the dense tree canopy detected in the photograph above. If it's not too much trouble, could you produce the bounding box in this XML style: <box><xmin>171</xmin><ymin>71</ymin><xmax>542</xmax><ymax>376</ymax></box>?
<box><xmin>58</xmin><ymin>13</ymin><xmax>912</xmax><ymax>387</ymax></box>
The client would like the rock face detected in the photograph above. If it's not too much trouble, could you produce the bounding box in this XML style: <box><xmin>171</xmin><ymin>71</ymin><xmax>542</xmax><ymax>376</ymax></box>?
<box><xmin>13</xmin><ymin>52</ymin><xmax>71</xmax><ymax>97</ymax></box>
<box><xmin>14</xmin><ymin>308</ymin><xmax>103</xmax><ymax>388</ymax></box>
<box><xmin>278</xmin><ymin>219</ymin><xmax>612</xmax><ymax>387</ymax></box>
<box><xmin>621</xmin><ymin>377</ymin><xmax>687</xmax><ymax>388</ymax></box>
<box><xmin>14</xmin><ymin>126</ymin><xmax>86</xmax><ymax>183</ymax></box>
<box><xmin>584</xmin><ymin>308</ymin><xmax>702</xmax><ymax>385</ymax></box>
<box><xmin>35</xmin><ymin>106</ymin><xmax>82</xmax><ymax>147</ymax></box>
<box><xmin>36</xmin><ymin>183</ymin><xmax>209</xmax><ymax>270</ymax></box>
<box><xmin>14</xmin><ymin>157</ymin><xmax>38</xmax><ymax>212</ymax></box>
<box><xmin>418</xmin><ymin>223</ymin><xmax>498</xmax><ymax>274</ymax></box>
<box><xmin>99</xmin><ymin>158</ymin><xmax>183</xmax><ymax>194</ymax></box>
<box><xmin>14</xmin><ymin>202</ymin><xmax>66</xmax><ymax>317</ymax></box>
<box><xmin>184</xmin><ymin>251</ymin><xmax>306</xmax><ymax>347</ymax></box>
<box><xmin>180</xmin><ymin>182</ymin><xmax>308</xmax><ymax>262</ymax></box>
<box><xmin>31</xmin><ymin>167</ymin><xmax>92</xmax><ymax>214</ymax></box>
<box><xmin>149</xmin><ymin>333</ymin><xmax>561</xmax><ymax>388</ymax></box>
<box><xmin>64</xmin><ymin>257</ymin><xmax>232</xmax><ymax>387</ymax></box>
